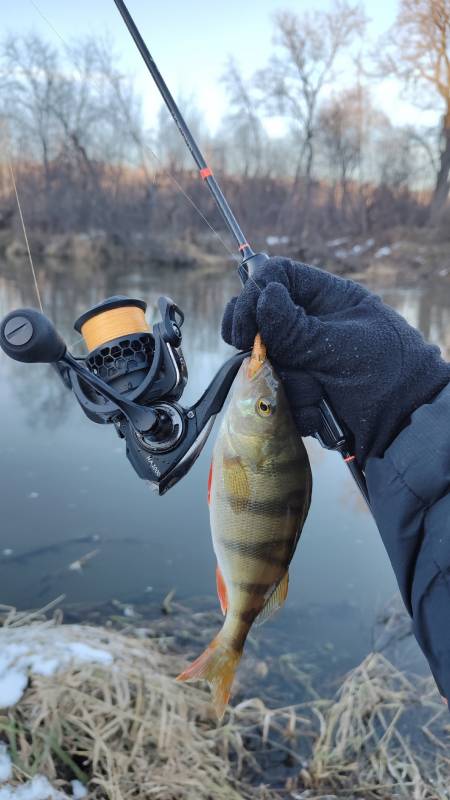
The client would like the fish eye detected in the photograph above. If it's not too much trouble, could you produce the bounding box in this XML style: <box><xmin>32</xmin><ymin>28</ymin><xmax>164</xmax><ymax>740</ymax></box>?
<box><xmin>256</xmin><ymin>398</ymin><xmax>273</xmax><ymax>417</ymax></box>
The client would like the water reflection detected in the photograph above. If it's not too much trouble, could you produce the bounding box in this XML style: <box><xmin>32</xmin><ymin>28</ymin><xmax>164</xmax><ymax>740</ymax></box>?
<box><xmin>0</xmin><ymin>257</ymin><xmax>448</xmax><ymax>687</ymax></box>
<box><xmin>380</xmin><ymin>284</ymin><xmax>450</xmax><ymax>359</ymax></box>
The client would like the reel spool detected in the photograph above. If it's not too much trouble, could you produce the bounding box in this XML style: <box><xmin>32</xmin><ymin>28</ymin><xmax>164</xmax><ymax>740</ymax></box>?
<box><xmin>74</xmin><ymin>296</ymin><xmax>154</xmax><ymax>395</ymax></box>
<box><xmin>69</xmin><ymin>294</ymin><xmax>188</xmax><ymax>417</ymax></box>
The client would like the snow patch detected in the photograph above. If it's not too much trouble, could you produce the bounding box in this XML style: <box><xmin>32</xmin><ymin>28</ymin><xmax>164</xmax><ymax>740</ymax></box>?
<box><xmin>326</xmin><ymin>237</ymin><xmax>349</xmax><ymax>247</ymax></box>
<box><xmin>0</xmin><ymin>627</ymin><xmax>113</xmax><ymax>708</ymax></box>
<box><xmin>29</xmin><ymin>658</ymin><xmax>60</xmax><ymax>677</ymax></box>
<box><xmin>374</xmin><ymin>246</ymin><xmax>392</xmax><ymax>259</ymax></box>
<box><xmin>265</xmin><ymin>235</ymin><xmax>290</xmax><ymax>246</ymax></box>
<box><xmin>352</xmin><ymin>239</ymin><xmax>375</xmax><ymax>255</ymax></box>
<box><xmin>0</xmin><ymin>775</ymin><xmax>70</xmax><ymax>800</ymax></box>
<box><xmin>66</xmin><ymin>642</ymin><xmax>112</xmax><ymax>664</ymax></box>
<box><xmin>70</xmin><ymin>781</ymin><xmax>87</xmax><ymax>799</ymax></box>
<box><xmin>0</xmin><ymin>745</ymin><xmax>12</xmax><ymax>782</ymax></box>
<box><xmin>0</xmin><ymin>672</ymin><xmax>27</xmax><ymax>709</ymax></box>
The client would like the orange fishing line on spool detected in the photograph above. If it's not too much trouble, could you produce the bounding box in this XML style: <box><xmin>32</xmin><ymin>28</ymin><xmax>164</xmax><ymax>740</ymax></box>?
<box><xmin>80</xmin><ymin>306</ymin><xmax>150</xmax><ymax>352</ymax></box>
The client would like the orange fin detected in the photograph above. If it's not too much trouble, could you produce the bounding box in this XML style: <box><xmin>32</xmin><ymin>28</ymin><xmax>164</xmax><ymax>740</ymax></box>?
<box><xmin>255</xmin><ymin>571</ymin><xmax>289</xmax><ymax>626</ymax></box>
<box><xmin>176</xmin><ymin>635</ymin><xmax>241</xmax><ymax>720</ymax></box>
<box><xmin>216</xmin><ymin>565</ymin><xmax>228</xmax><ymax>615</ymax></box>
<box><xmin>207</xmin><ymin>460</ymin><xmax>213</xmax><ymax>505</ymax></box>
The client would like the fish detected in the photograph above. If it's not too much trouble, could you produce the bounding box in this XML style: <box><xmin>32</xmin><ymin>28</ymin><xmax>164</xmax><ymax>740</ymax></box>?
<box><xmin>176</xmin><ymin>334</ymin><xmax>312</xmax><ymax>718</ymax></box>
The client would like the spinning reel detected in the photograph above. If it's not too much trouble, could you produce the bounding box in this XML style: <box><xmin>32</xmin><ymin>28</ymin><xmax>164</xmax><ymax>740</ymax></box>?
<box><xmin>0</xmin><ymin>294</ymin><xmax>250</xmax><ymax>494</ymax></box>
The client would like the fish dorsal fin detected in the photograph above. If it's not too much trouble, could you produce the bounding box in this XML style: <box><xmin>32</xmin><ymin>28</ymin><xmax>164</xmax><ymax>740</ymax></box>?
<box><xmin>216</xmin><ymin>565</ymin><xmax>228</xmax><ymax>615</ymax></box>
<box><xmin>255</xmin><ymin>571</ymin><xmax>289</xmax><ymax>626</ymax></box>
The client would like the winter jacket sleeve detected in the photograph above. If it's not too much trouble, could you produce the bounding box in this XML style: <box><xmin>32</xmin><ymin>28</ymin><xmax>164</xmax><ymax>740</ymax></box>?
<box><xmin>365</xmin><ymin>381</ymin><xmax>450</xmax><ymax>698</ymax></box>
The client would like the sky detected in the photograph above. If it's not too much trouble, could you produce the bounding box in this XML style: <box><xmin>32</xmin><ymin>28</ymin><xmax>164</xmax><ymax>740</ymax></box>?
<box><xmin>1</xmin><ymin>0</ymin><xmax>440</xmax><ymax>135</ymax></box>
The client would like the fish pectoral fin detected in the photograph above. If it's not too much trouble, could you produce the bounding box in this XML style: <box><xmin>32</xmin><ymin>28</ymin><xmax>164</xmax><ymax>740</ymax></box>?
<box><xmin>216</xmin><ymin>564</ymin><xmax>228</xmax><ymax>615</ymax></box>
<box><xmin>223</xmin><ymin>455</ymin><xmax>250</xmax><ymax>512</ymax></box>
<box><xmin>255</xmin><ymin>571</ymin><xmax>289</xmax><ymax>626</ymax></box>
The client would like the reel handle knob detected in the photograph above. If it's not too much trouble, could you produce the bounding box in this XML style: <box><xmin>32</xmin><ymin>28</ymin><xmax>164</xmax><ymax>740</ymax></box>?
<box><xmin>0</xmin><ymin>308</ymin><xmax>67</xmax><ymax>364</ymax></box>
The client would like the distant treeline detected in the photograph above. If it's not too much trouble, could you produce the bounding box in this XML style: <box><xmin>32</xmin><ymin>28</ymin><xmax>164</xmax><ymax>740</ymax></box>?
<box><xmin>0</xmin><ymin>0</ymin><xmax>449</xmax><ymax>246</ymax></box>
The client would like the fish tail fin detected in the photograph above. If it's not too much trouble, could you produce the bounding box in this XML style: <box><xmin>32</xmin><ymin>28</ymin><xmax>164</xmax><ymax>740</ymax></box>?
<box><xmin>176</xmin><ymin>635</ymin><xmax>241</xmax><ymax>719</ymax></box>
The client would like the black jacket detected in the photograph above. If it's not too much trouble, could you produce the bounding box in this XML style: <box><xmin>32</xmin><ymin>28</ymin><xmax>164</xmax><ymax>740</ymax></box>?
<box><xmin>366</xmin><ymin>381</ymin><xmax>450</xmax><ymax>699</ymax></box>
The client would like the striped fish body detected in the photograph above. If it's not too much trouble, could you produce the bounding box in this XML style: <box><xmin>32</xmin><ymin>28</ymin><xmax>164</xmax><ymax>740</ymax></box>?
<box><xmin>177</xmin><ymin>339</ymin><xmax>312</xmax><ymax>717</ymax></box>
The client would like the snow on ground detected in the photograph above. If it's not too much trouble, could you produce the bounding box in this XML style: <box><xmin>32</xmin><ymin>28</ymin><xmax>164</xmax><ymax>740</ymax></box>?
<box><xmin>0</xmin><ymin>672</ymin><xmax>27</xmax><ymax>709</ymax></box>
<box><xmin>265</xmin><ymin>235</ymin><xmax>290</xmax><ymax>246</ymax></box>
<box><xmin>326</xmin><ymin>236</ymin><xmax>349</xmax><ymax>247</ymax></box>
<box><xmin>0</xmin><ymin>625</ymin><xmax>113</xmax><ymax>708</ymax></box>
<box><xmin>374</xmin><ymin>246</ymin><xmax>392</xmax><ymax>258</ymax></box>
<box><xmin>0</xmin><ymin>775</ymin><xmax>71</xmax><ymax>800</ymax></box>
<box><xmin>0</xmin><ymin>626</ymin><xmax>113</xmax><ymax>796</ymax></box>
<box><xmin>0</xmin><ymin>743</ymin><xmax>75</xmax><ymax>799</ymax></box>
<box><xmin>0</xmin><ymin>746</ymin><xmax>12</xmax><ymax>783</ymax></box>
<box><xmin>351</xmin><ymin>239</ymin><xmax>375</xmax><ymax>254</ymax></box>
<box><xmin>70</xmin><ymin>782</ymin><xmax>87</xmax><ymax>800</ymax></box>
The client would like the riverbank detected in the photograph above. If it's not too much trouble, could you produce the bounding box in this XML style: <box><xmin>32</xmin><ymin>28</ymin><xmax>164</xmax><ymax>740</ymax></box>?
<box><xmin>284</xmin><ymin>225</ymin><xmax>450</xmax><ymax>287</ymax></box>
<box><xmin>0</xmin><ymin>602</ymin><xmax>447</xmax><ymax>800</ymax></box>
<box><xmin>1</xmin><ymin>225</ymin><xmax>449</xmax><ymax>287</ymax></box>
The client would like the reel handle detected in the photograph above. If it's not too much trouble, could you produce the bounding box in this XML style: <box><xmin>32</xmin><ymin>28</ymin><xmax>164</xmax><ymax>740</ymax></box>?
<box><xmin>0</xmin><ymin>309</ymin><xmax>66</xmax><ymax>364</ymax></box>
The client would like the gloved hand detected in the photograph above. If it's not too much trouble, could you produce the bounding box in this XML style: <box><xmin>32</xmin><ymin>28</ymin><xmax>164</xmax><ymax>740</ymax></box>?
<box><xmin>222</xmin><ymin>257</ymin><xmax>450</xmax><ymax>465</ymax></box>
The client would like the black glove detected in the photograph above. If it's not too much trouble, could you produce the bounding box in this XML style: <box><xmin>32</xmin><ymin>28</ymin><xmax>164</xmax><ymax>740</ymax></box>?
<box><xmin>222</xmin><ymin>257</ymin><xmax>450</xmax><ymax>466</ymax></box>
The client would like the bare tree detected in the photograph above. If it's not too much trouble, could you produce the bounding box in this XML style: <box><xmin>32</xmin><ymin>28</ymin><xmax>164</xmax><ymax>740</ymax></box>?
<box><xmin>154</xmin><ymin>93</ymin><xmax>205</xmax><ymax>172</ymax></box>
<box><xmin>0</xmin><ymin>33</ymin><xmax>146</xmax><ymax>233</ymax></box>
<box><xmin>221</xmin><ymin>57</ymin><xmax>265</xmax><ymax>178</ymax></box>
<box><xmin>255</xmin><ymin>1</ymin><xmax>366</xmax><ymax>232</ymax></box>
<box><xmin>1</xmin><ymin>35</ymin><xmax>60</xmax><ymax>203</ymax></box>
<box><xmin>317</xmin><ymin>87</ymin><xmax>368</xmax><ymax>220</ymax></box>
<box><xmin>378</xmin><ymin>0</ymin><xmax>450</xmax><ymax>223</ymax></box>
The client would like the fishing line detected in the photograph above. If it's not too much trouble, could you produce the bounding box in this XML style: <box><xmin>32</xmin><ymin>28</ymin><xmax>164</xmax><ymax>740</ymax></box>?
<box><xmin>67</xmin><ymin>335</ymin><xmax>85</xmax><ymax>351</ymax></box>
<box><xmin>28</xmin><ymin>0</ymin><xmax>240</xmax><ymax>266</ymax></box>
<box><xmin>135</xmin><ymin>143</ymin><xmax>239</xmax><ymax>263</ymax></box>
<box><xmin>7</xmin><ymin>159</ymin><xmax>44</xmax><ymax>314</ymax></box>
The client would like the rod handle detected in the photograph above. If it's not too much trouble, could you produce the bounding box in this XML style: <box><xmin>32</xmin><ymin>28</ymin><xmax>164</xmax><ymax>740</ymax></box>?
<box><xmin>238</xmin><ymin>251</ymin><xmax>269</xmax><ymax>285</ymax></box>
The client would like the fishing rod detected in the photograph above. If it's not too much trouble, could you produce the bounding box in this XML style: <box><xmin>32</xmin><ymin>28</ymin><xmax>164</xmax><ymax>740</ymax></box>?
<box><xmin>0</xmin><ymin>0</ymin><xmax>370</xmax><ymax>508</ymax></box>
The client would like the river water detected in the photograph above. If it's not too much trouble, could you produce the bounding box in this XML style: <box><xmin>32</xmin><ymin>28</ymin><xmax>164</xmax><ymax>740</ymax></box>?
<box><xmin>1</xmin><ymin>258</ymin><xmax>449</xmax><ymax>697</ymax></box>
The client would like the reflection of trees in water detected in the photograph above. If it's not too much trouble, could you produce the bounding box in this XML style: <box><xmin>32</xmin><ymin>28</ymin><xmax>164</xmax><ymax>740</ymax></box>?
<box><xmin>0</xmin><ymin>257</ymin><xmax>241</xmax><ymax>350</ymax></box>
<box><xmin>339</xmin><ymin>476</ymin><xmax>370</xmax><ymax>516</ymax></box>
<box><xmin>11</xmin><ymin>364</ymin><xmax>73</xmax><ymax>430</ymax></box>
<box><xmin>380</xmin><ymin>283</ymin><xmax>450</xmax><ymax>359</ymax></box>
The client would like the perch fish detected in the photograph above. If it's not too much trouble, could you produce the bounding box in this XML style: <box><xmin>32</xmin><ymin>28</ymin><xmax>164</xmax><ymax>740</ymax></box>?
<box><xmin>177</xmin><ymin>335</ymin><xmax>312</xmax><ymax>718</ymax></box>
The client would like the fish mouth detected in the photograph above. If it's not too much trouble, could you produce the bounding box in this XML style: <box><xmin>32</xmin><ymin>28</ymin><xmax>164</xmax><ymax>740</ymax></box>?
<box><xmin>246</xmin><ymin>334</ymin><xmax>267</xmax><ymax>379</ymax></box>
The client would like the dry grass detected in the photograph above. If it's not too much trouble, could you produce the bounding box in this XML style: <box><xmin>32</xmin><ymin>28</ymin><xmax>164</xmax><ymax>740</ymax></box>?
<box><xmin>232</xmin><ymin>653</ymin><xmax>450</xmax><ymax>799</ymax></box>
<box><xmin>0</xmin><ymin>611</ymin><xmax>275</xmax><ymax>799</ymax></box>
<box><xmin>0</xmin><ymin>605</ymin><xmax>449</xmax><ymax>800</ymax></box>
